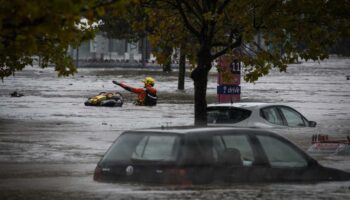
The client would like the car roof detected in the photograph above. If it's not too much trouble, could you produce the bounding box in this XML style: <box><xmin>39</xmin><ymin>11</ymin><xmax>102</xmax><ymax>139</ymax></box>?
<box><xmin>122</xmin><ymin>126</ymin><xmax>308</xmax><ymax>159</ymax></box>
<box><xmin>207</xmin><ymin>102</ymin><xmax>287</xmax><ymax>109</ymax></box>
<box><xmin>123</xmin><ymin>126</ymin><xmax>278</xmax><ymax>137</ymax></box>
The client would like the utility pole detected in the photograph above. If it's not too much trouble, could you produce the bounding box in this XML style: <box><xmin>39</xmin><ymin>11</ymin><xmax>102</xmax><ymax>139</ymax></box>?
<box><xmin>178</xmin><ymin>47</ymin><xmax>186</xmax><ymax>90</ymax></box>
<box><xmin>76</xmin><ymin>47</ymin><xmax>79</xmax><ymax>67</ymax></box>
<box><xmin>141</xmin><ymin>37</ymin><xmax>147</xmax><ymax>68</ymax></box>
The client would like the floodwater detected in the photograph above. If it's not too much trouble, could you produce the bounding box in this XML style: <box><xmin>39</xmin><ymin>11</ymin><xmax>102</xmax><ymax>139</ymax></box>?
<box><xmin>0</xmin><ymin>57</ymin><xmax>350</xmax><ymax>199</ymax></box>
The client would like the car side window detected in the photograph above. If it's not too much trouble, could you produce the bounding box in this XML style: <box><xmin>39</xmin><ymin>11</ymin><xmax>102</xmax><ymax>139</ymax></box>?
<box><xmin>279</xmin><ymin>107</ymin><xmax>306</xmax><ymax>127</ymax></box>
<box><xmin>132</xmin><ymin>135</ymin><xmax>179</xmax><ymax>161</ymax></box>
<box><xmin>213</xmin><ymin>135</ymin><xmax>255</xmax><ymax>166</ymax></box>
<box><xmin>181</xmin><ymin>134</ymin><xmax>216</xmax><ymax>165</ymax></box>
<box><xmin>207</xmin><ymin>108</ymin><xmax>251</xmax><ymax>124</ymax></box>
<box><xmin>261</xmin><ymin>107</ymin><xmax>284</xmax><ymax>125</ymax></box>
<box><xmin>257</xmin><ymin>135</ymin><xmax>307</xmax><ymax>167</ymax></box>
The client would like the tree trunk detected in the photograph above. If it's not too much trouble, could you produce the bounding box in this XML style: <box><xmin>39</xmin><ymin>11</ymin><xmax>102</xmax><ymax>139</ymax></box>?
<box><xmin>162</xmin><ymin>58</ymin><xmax>172</xmax><ymax>72</ymax></box>
<box><xmin>162</xmin><ymin>46</ymin><xmax>173</xmax><ymax>72</ymax></box>
<box><xmin>75</xmin><ymin>48</ymin><xmax>79</xmax><ymax>67</ymax></box>
<box><xmin>141</xmin><ymin>37</ymin><xmax>146</xmax><ymax>68</ymax></box>
<box><xmin>191</xmin><ymin>48</ymin><xmax>211</xmax><ymax>126</ymax></box>
<box><xmin>178</xmin><ymin>48</ymin><xmax>186</xmax><ymax>90</ymax></box>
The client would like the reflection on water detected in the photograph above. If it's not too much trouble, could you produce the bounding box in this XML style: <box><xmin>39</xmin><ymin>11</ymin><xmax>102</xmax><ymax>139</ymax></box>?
<box><xmin>2</xmin><ymin>175</ymin><xmax>349</xmax><ymax>200</ymax></box>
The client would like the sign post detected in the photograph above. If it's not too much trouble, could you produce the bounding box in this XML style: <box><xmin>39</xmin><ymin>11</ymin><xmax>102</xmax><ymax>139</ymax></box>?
<box><xmin>217</xmin><ymin>56</ymin><xmax>241</xmax><ymax>103</ymax></box>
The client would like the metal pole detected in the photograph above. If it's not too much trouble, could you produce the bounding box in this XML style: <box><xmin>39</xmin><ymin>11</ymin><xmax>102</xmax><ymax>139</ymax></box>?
<box><xmin>76</xmin><ymin>47</ymin><xmax>79</xmax><ymax>67</ymax></box>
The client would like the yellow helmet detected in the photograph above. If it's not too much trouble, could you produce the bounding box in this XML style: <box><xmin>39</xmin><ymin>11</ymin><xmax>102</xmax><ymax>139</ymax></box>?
<box><xmin>143</xmin><ymin>77</ymin><xmax>155</xmax><ymax>86</ymax></box>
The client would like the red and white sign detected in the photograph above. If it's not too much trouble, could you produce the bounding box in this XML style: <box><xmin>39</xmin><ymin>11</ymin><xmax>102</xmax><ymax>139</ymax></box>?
<box><xmin>217</xmin><ymin>56</ymin><xmax>241</xmax><ymax>103</ymax></box>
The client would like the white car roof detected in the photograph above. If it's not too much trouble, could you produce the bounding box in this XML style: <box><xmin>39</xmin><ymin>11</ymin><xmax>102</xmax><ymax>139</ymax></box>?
<box><xmin>207</xmin><ymin>102</ymin><xmax>286</xmax><ymax>109</ymax></box>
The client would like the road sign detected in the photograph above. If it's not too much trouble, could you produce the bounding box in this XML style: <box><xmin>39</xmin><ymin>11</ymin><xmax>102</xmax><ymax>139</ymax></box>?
<box><xmin>229</xmin><ymin>60</ymin><xmax>241</xmax><ymax>74</ymax></box>
<box><xmin>217</xmin><ymin>57</ymin><xmax>241</xmax><ymax>85</ymax></box>
<box><xmin>217</xmin><ymin>55</ymin><xmax>241</xmax><ymax>103</ymax></box>
<box><xmin>218</xmin><ymin>94</ymin><xmax>240</xmax><ymax>103</ymax></box>
<box><xmin>217</xmin><ymin>85</ymin><xmax>241</xmax><ymax>95</ymax></box>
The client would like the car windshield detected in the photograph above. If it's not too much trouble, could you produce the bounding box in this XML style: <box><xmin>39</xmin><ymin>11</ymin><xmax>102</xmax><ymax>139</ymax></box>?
<box><xmin>207</xmin><ymin>107</ymin><xmax>251</xmax><ymax>124</ymax></box>
<box><xmin>101</xmin><ymin>132</ymin><xmax>181</xmax><ymax>163</ymax></box>
<box><xmin>279</xmin><ymin>107</ymin><xmax>307</xmax><ymax>127</ymax></box>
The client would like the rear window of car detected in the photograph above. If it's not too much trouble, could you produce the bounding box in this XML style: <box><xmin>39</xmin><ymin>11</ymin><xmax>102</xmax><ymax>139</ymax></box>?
<box><xmin>207</xmin><ymin>107</ymin><xmax>251</xmax><ymax>124</ymax></box>
<box><xmin>101</xmin><ymin>133</ymin><xmax>180</xmax><ymax>163</ymax></box>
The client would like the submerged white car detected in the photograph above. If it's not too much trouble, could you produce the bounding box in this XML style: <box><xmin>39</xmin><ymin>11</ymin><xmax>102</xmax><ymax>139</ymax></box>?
<box><xmin>207</xmin><ymin>102</ymin><xmax>317</xmax><ymax>128</ymax></box>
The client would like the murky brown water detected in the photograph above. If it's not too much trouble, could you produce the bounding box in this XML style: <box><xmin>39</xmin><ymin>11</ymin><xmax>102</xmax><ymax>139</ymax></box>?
<box><xmin>1</xmin><ymin>57</ymin><xmax>350</xmax><ymax>199</ymax></box>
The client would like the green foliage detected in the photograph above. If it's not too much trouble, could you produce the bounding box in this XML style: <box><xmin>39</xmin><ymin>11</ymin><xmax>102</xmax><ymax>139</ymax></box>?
<box><xmin>98</xmin><ymin>1</ymin><xmax>197</xmax><ymax>67</ymax></box>
<box><xmin>2</xmin><ymin>0</ymin><xmax>348</xmax><ymax>82</ymax></box>
<box><xmin>0</xmin><ymin>0</ymin><xmax>117</xmax><ymax>79</ymax></box>
<box><xmin>98</xmin><ymin>1</ymin><xmax>147</xmax><ymax>41</ymax></box>
<box><xmin>145</xmin><ymin>7</ymin><xmax>193</xmax><ymax>66</ymax></box>
<box><xmin>231</xmin><ymin>0</ymin><xmax>350</xmax><ymax>82</ymax></box>
<box><xmin>135</xmin><ymin>0</ymin><xmax>349</xmax><ymax>83</ymax></box>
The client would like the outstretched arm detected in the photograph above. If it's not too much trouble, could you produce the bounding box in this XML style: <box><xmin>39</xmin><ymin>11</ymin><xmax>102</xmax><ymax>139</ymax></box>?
<box><xmin>112</xmin><ymin>80</ymin><xmax>143</xmax><ymax>93</ymax></box>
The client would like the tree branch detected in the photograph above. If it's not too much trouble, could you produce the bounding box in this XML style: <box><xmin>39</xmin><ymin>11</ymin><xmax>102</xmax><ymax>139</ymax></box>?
<box><xmin>175</xmin><ymin>0</ymin><xmax>201</xmax><ymax>38</ymax></box>
<box><xmin>180</xmin><ymin>0</ymin><xmax>204</xmax><ymax>26</ymax></box>
<box><xmin>217</xmin><ymin>0</ymin><xmax>231</xmax><ymax>14</ymax></box>
<box><xmin>211</xmin><ymin>34</ymin><xmax>242</xmax><ymax>59</ymax></box>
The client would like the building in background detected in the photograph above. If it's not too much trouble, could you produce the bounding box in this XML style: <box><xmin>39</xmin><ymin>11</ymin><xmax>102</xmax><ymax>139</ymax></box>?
<box><xmin>68</xmin><ymin>33</ymin><xmax>155</xmax><ymax>67</ymax></box>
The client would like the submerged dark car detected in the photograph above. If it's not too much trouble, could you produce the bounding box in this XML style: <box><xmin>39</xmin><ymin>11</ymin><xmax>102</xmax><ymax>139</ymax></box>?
<box><xmin>94</xmin><ymin>127</ymin><xmax>350</xmax><ymax>184</ymax></box>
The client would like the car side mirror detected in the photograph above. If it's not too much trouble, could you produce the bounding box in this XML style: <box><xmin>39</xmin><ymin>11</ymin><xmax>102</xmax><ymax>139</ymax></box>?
<box><xmin>308</xmin><ymin>121</ymin><xmax>317</xmax><ymax>127</ymax></box>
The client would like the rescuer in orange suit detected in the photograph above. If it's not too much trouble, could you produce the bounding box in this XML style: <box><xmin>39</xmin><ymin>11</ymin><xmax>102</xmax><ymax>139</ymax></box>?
<box><xmin>112</xmin><ymin>77</ymin><xmax>158</xmax><ymax>106</ymax></box>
